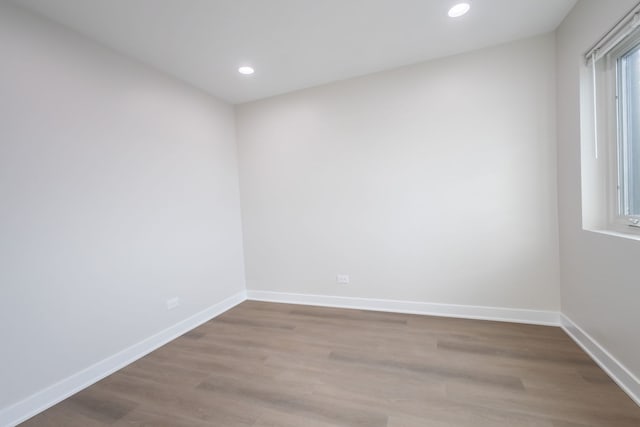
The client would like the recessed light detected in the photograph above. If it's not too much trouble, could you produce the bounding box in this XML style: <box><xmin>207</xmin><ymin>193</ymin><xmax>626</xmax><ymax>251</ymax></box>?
<box><xmin>448</xmin><ymin>3</ymin><xmax>470</xmax><ymax>18</ymax></box>
<box><xmin>238</xmin><ymin>66</ymin><xmax>255</xmax><ymax>75</ymax></box>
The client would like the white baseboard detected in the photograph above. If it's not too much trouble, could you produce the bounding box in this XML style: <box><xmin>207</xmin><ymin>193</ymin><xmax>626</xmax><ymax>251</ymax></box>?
<box><xmin>246</xmin><ymin>290</ymin><xmax>560</xmax><ymax>326</ymax></box>
<box><xmin>560</xmin><ymin>314</ymin><xmax>640</xmax><ymax>407</ymax></box>
<box><xmin>0</xmin><ymin>291</ymin><xmax>246</xmax><ymax>427</ymax></box>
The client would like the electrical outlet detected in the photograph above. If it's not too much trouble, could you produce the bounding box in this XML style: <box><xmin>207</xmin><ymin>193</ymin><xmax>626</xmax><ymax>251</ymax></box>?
<box><xmin>166</xmin><ymin>297</ymin><xmax>180</xmax><ymax>310</ymax></box>
<box><xmin>336</xmin><ymin>274</ymin><xmax>350</xmax><ymax>284</ymax></box>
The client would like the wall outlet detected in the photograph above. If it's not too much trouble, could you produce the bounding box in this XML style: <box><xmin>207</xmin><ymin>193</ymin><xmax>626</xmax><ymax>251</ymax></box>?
<box><xmin>336</xmin><ymin>274</ymin><xmax>350</xmax><ymax>284</ymax></box>
<box><xmin>166</xmin><ymin>297</ymin><xmax>180</xmax><ymax>310</ymax></box>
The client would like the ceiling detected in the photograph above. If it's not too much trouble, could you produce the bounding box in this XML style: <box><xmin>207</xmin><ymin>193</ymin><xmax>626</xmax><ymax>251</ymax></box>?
<box><xmin>14</xmin><ymin>0</ymin><xmax>577</xmax><ymax>104</ymax></box>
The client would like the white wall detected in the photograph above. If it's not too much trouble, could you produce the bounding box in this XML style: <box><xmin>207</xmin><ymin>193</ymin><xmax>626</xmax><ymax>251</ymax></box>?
<box><xmin>556</xmin><ymin>0</ymin><xmax>640</xmax><ymax>381</ymax></box>
<box><xmin>0</xmin><ymin>2</ymin><xmax>245</xmax><ymax>410</ymax></box>
<box><xmin>236</xmin><ymin>34</ymin><xmax>560</xmax><ymax>311</ymax></box>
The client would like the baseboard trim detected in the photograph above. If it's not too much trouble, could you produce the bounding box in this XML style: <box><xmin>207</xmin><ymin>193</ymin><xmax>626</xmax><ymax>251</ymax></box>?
<box><xmin>560</xmin><ymin>314</ymin><xmax>640</xmax><ymax>407</ymax></box>
<box><xmin>0</xmin><ymin>290</ymin><xmax>246</xmax><ymax>427</ymax></box>
<box><xmin>246</xmin><ymin>290</ymin><xmax>560</xmax><ymax>326</ymax></box>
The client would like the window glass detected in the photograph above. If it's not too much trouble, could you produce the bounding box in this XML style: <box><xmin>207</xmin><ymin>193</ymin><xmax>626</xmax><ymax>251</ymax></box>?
<box><xmin>619</xmin><ymin>45</ymin><xmax>640</xmax><ymax>217</ymax></box>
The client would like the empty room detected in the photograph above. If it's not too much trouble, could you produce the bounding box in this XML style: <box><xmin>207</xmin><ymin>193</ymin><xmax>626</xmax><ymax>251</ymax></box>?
<box><xmin>1</xmin><ymin>0</ymin><xmax>640</xmax><ymax>426</ymax></box>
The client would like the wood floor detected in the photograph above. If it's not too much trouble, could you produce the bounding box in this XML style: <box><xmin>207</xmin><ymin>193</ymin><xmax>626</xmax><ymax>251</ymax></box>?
<box><xmin>21</xmin><ymin>301</ymin><xmax>640</xmax><ymax>426</ymax></box>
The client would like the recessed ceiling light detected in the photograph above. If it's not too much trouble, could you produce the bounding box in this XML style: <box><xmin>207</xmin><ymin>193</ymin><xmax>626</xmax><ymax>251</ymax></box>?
<box><xmin>448</xmin><ymin>3</ymin><xmax>470</xmax><ymax>18</ymax></box>
<box><xmin>238</xmin><ymin>66</ymin><xmax>255</xmax><ymax>75</ymax></box>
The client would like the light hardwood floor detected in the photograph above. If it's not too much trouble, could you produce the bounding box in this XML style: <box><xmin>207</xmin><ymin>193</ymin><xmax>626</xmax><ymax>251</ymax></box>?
<box><xmin>21</xmin><ymin>301</ymin><xmax>640</xmax><ymax>426</ymax></box>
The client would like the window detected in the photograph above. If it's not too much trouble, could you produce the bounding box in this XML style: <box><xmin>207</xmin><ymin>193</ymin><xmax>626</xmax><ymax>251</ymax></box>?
<box><xmin>584</xmin><ymin>7</ymin><xmax>640</xmax><ymax>236</ymax></box>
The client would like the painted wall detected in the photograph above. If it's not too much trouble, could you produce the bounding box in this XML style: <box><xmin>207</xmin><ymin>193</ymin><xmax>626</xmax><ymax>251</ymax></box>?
<box><xmin>0</xmin><ymin>3</ymin><xmax>245</xmax><ymax>409</ymax></box>
<box><xmin>556</xmin><ymin>0</ymin><xmax>640</xmax><ymax>381</ymax></box>
<box><xmin>236</xmin><ymin>34</ymin><xmax>560</xmax><ymax>311</ymax></box>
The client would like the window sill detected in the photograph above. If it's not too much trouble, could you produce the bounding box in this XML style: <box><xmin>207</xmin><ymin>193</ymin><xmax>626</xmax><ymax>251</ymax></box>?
<box><xmin>584</xmin><ymin>227</ymin><xmax>640</xmax><ymax>242</ymax></box>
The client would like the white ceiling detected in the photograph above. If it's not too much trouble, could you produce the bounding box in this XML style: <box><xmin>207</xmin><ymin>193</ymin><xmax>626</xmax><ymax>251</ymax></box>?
<box><xmin>14</xmin><ymin>0</ymin><xmax>577</xmax><ymax>104</ymax></box>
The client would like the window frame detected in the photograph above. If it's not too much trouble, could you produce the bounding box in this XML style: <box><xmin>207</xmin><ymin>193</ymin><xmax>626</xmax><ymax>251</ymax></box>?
<box><xmin>601</xmin><ymin>28</ymin><xmax>640</xmax><ymax>235</ymax></box>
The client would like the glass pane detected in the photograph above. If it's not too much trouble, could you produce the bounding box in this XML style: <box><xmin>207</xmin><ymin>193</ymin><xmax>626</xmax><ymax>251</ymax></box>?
<box><xmin>622</xmin><ymin>46</ymin><xmax>640</xmax><ymax>216</ymax></box>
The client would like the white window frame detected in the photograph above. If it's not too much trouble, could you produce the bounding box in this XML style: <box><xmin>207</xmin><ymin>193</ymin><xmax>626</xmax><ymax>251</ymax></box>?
<box><xmin>584</xmin><ymin>4</ymin><xmax>640</xmax><ymax>238</ymax></box>
<box><xmin>601</xmin><ymin>29</ymin><xmax>640</xmax><ymax>235</ymax></box>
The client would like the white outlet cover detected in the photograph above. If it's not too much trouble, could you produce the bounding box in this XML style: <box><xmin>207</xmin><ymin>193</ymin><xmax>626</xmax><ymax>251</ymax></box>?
<box><xmin>166</xmin><ymin>297</ymin><xmax>180</xmax><ymax>310</ymax></box>
<box><xmin>336</xmin><ymin>274</ymin><xmax>350</xmax><ymax>284</ymax></box>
